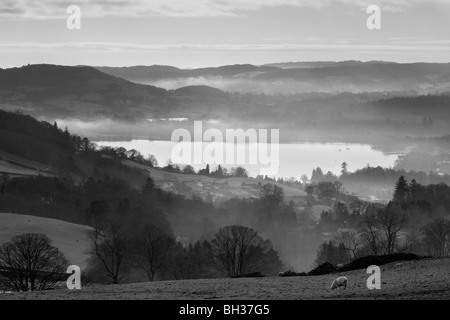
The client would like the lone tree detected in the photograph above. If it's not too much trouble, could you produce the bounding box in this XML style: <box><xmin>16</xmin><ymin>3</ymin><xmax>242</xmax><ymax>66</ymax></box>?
<box><xmin>341</xmin><ymin>162</ymin><xmax>348</xmax><ymax>176</ymax></box>
<box><xmin>129</xmin><ymin>224</ymin><xmax>174</xmax><ymax>281</ymax></box>
<box><xmin>360</xmin><ymin>203</ymin><xmax>407</xmax><ymax>255</ymax></box>
<box><xmin>211</xmin><ymin>225</ymin><xmax>281</xmax><ymax>277</ymax></box>
<box><xmin>87</xmin><ymin>221</ymin><xmax>128</xmax><ymax>284</ymax></box>
<box><xmin>421</xmin><ymin>218</ymin><xmax>450</xmax><ymax>257</ymax></box>
<box><xmin>141</xmin><ymin>177</ymin><xmax>156</xmax><ymax>194</ymax></box>
<box><xmin>378</xmin><ymin>203</ymin><xmax>408</xmax><ymax>255</ymax></box>
<box><xmin>259</xmin><ymin>183</ymin><xmax>284</xmax><ymax>207</ymax></box>
<box><xmin>334</xmin><ymin>230</ymin><xmax>361</xmax><ymax>259</ymax></box>
<box><xmin>394</xmin><ymin>176</ymin><xmax>409</xmax><ymax>203</ymax></box>
<box><xmin>360</xmin><ymin>205</ymin><xmax>383</xmax><ymax>256</ymax></box>
<box><xmin>0</xmin><ymin>233</ymin><xmax>69</xmax><ymax>291</ymax></box>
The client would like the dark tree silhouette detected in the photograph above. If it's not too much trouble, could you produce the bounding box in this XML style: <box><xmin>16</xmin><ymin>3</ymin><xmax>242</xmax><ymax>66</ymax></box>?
<box><xmin>142</xmin><ymin>177</ymin><xmax>156</xmax><ymax>194</ymax></box>
<box><xmin>314</xmin><ymin>240</ymin><xmax>351</xmax><ymax>266</ymax></box>
<box><xmin>1</xmin><ymin>173</ymin><xmax>9</xmax><ymax>194</ymax></box>
<box><xmin>129</xmin><ymin>224</ymin><xmax>173</xmax><ymax>281</ymax></box>
<box><xmin>259</xmin><ymin>183</ymin><xmax>284</xmax><ymax>207</ymax></box>
<box><xmin>87</xmin><ymin>221</ymin><xmax>128</xmax><ymax>284</ymax></box>
<box><xmin>341</xmin><ymin>162</ymin><xmax>348</xmax><ymax>176</ymax></box>
<box><xmin>211</xmin><ymin>225</ymin><xmax>281</xmax><ymax>277</ymax></box>
<box><xmin>378</xmin><ymin>203</ymin><xmax>408</xmax><ymax>255</ymax></box>
<box><xmin>0</xmin><ymin>233</ymin><xmax>68</xmax><ymax>291</ymax></box>
<box><xmin>394</xmin><ymin>176</ymin><xmax>409</xmax><ymax>202</ymax></box>
<box><xmin>421</xmin><ymin>218</ymin><xmax>450</xmax><ymax>257</ymax></box>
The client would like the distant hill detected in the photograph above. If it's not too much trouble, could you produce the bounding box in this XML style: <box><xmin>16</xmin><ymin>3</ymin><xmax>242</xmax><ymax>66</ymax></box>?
<box><xmin>172</xmin><ymin>85</ymin><xmax>228</xmax><ymax>99</ymax></box>
<box><xmin>96</xmin><ymin>64</ymin><xmax>279</xmax><ymax>81</ymax></box>
<box><xmin>366</xmin><ymin>95</ymin><xmax>450</xmax><ymax>117</ymax></box>
<box><xmin>263</xmin><ymin>60</ymin><xmax>371</xmax><ymax>69</ymax></box>
<box><xmin>0</xmin><ymin>64</ymin><xmax>237</xmax><ymax>121</ymax></box>
<box><xmin>0</xmin><ymin>108</ymin><xmax>78</xmax><ymax>167</ymax></box>
<box><xmin>96</xmin><ymin>61</ymin><xmax>450</xmax><ymax>94</ymax></box>
<box><xmin>97</xmin><ymin>65</ymin><xmax>185</xmax><ymax>81</ymax></box>
<box><xmin>0</xmin><ymin>64</ymin><xmax>168</xmax><ymax>120</ymax></box>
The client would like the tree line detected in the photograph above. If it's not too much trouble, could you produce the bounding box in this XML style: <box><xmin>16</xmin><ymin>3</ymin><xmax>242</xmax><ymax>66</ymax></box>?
<box><xmin>85</xmin><ymin>222</ymin><xmax>282</xmax><ymax>284</ymax></box>
<box><xmin>314</xmin><ymin>176</ymin><xmax>450</xmax><ymax>266</ymax></box>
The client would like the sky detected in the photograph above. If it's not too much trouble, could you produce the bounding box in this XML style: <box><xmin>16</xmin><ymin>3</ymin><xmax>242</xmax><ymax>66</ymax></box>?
<box><xmin>1</xmin><ymin>0</ymin><xmax>450</xmax><ymax>68</ymax></box>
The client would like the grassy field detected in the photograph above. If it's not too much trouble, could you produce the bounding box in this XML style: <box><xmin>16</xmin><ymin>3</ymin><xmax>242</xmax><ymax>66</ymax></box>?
<box><xmin>0</xmin><ymin>213</ymin><xmax>92</xmax><ymax>269</ymax></box>
<box><xmin>123</xmin><ymin>160</ymin><xmax>307</xmax><ymax>201</ymax></box>
<box><xmin>0</xmin><ymin>149</ymin><xmax>53</xmax><ymax>177</ymax></box>
<box><xmin>1</xmin><ymin>257</ymin><xmax>449</xmax><ymax>300</ymax></box>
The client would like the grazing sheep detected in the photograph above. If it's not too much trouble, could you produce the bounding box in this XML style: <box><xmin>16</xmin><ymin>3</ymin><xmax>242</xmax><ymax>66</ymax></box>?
<box><xmin>330</xmin><ymin>276</ymin><xmax>348</xmax><ymax>290</ymax></box>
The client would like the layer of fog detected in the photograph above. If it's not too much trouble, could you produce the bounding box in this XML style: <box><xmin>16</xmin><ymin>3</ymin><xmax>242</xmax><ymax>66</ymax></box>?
<box><xmin>129</xmin><ymin>76</ymin><xmax>449</xmax><ymax>95</ymax></box>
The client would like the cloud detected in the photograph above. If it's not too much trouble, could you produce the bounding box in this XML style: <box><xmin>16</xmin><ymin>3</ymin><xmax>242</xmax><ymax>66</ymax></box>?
<box><xmin>1</xmin><ymin>0</ymin><xmax>449</xmax><ymax>19</ymax></box>
<box><xmin>1</xmin><ymin>40</ymin><xmax>450</xmax><ymax>53</ymax></box>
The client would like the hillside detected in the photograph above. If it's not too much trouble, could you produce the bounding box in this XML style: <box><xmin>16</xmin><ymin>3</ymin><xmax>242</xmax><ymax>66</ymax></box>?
<box><xmin>1</xmin><ymin>257</ymin><xmax>448</xmax><ymax>299</ymax></box>
<box><xmin>3</xmin><ymin>64</ymin><xmax>450</xmax><ymax>147</ymax></box>
<box><xmin>96</xmin><ymin>64</ymin><xmax>279</xmax><ymax>82</ymax></box>
<box><xmin>96</xmin><ymin>62</ymin><xmax>450</xmax><ymax>94</ymax></box>
<box><xmin>122</xmin><ymin>159</ymin><xmax>307</xmax><ymax>203</ymax></box>
<box><xmin>0</xmin><ymin>64</ymin><xmax>168</xmax><ymax>120</ymax></box>
<box><xmin>0</xmin><ymin>213</ymin><xmax>92</xmax><ymax>269</ymax></box>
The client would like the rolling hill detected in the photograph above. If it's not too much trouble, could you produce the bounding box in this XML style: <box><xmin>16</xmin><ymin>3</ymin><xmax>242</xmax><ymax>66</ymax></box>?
<box><xmin>0</xmin><ymin>64</ymin><xmax>168</xmax><ymax>120</ymax></box>
<box><xmin>0</xmin><ymin>64</ymin><xmax>238</xmax><ymax>122</ymax></box>
<box><xmin>96</xmin><ymin>61</ymin><xmax>450</xmax><ymax>94</ymax></box>
<box><xmin>122</xmin><ymin>159</ymin><xmax>307</xmax><ymax>203</ymax></box>
<box><xmin>0</xmin><ymin>213</ymin><xmax>92</xmax><ymax>269</ymax></box>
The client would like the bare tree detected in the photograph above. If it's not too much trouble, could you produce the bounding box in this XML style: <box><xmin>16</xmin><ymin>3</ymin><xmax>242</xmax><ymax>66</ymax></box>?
<box><xmin>421</xmin><ymin>218</ymin><xmax>450</xmax><ymax>257</ymax></box>
<box><xmin>334</xmin><ymin>230</ymin><xmax>361</xmax><ymax>259</ymax></box>
<box><xmin>377</xmin><ymin>204</ymin><xmax>408</xmax><ymax>255</ymax></box>
<box><xmin>0</xmin><ymin>233</ymin><xmax>68</xmax><ymax>291</ymax></box>
<box><xmin>360</xmin><ymin>207</ymin><xmax>382</xmax><ymax>256</ymax></box>
<box><xmin>361</xmin><ymin>203</ymin><xmax>408</xmax><ymax>256</ymax></box>
<box><xmin>211</xmin><ymin>225</ymin><xmax>268</xmax><ymax>277</ymax></box>
<box><xmin>397</xmin><ymin>230</ymin><xmax>421</xmax><ymax>254</ymax></box>
<box><xmin>87</xmin><ymin>221</ymin><xmax>127</xmax><ymax>284</ymax></box>
<box><xmin>129</xmin><ymin>224</ymin><xmax>173</xmax><ymax>281</ymax></box>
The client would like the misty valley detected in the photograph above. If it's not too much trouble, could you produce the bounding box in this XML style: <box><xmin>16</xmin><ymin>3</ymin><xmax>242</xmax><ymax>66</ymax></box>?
<box><xmin>95</xmin><ymin>139</ymin><xmax>399</xmax><ymax>186</ymax></box>
<box><xmin>1</xmin><ymin>61</ymin><xmax>450</xmax><ymax>299</ymax></box>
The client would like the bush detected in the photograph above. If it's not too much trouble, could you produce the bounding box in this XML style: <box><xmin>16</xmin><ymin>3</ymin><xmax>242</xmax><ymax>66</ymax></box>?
<box><xmin>307</xmin><ymin>262</ymin><xmax>336</xmax><ymax>276</ymax></box>
<box><xmin>339</xmin><ymin>253</ymin><xmax>423</xmax><ymax>272</ymax></box>
<box><xmin>233</xmin><ymin>271</ymin><xmax>265</xmax><ymax>278</ymax></box>
<box><xmin>278</xmin><ymin>270</ymin><xmax>306</xmax><ymax>277</ymax></box>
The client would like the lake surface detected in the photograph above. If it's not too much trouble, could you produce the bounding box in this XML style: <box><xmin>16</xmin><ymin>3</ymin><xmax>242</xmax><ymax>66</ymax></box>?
<box><xmin>95</xmin><ymin>140</ymin><xmax>399</xmax><ymax>178</ymax></box>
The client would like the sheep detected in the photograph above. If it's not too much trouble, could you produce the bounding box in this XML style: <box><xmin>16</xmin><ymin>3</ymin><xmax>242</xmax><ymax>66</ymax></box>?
<box><xmin>330</xmin><ymin>276</ymin><xmax>348</xmax><ymax>290</ymax></box>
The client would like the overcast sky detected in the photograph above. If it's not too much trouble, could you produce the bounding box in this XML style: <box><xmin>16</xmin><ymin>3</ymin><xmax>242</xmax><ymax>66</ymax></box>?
<box><xmin>1</xmin><ymin>0</ymin><xmax>450</xmax><ymax>68</ymax></box>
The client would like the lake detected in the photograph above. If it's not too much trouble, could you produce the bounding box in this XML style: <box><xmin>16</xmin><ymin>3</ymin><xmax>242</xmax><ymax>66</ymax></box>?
<box><xmin>95</xmin><ymin>140</ymin><xmax>399</xmax><ymax>178</ymax></box>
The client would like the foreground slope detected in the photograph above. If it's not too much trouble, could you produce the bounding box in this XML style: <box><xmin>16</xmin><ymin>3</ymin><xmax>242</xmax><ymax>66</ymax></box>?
<box><xmin>2</xmin><ymin>258</ymin><xmax>449</xmax><ymax>300</ymax></box>
<box><xmin>0</xmin><ymin>213</ymin><xmax>92</xmax><ymax>269</ymax></box>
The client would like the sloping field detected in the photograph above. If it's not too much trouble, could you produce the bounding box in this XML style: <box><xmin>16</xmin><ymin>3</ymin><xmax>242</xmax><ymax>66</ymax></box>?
<box><xmin>123</xmin><ymin>160</ymin><xmax>306</xmax><ymax>199</ymax></box>
<box><xmin>0</xmin><ymin>149</ymin><xmax>53</xmax><ymax>177</ymax></box>
<box><xmin>0</xmin><ymin>213</ymin><xmax>92</xmax><ymax>269</ymax></box>
<box><xmin>2</xmin><ymin>257</ymin><xmax>449</xmax><ymax>300</ymax></box>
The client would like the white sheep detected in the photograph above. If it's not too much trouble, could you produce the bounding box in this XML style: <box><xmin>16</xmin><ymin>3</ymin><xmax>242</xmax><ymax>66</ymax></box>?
<box><xmin>330</xmin><ymin>276</ymin><xmax>348</xmax><ymax>290</ymax></box>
